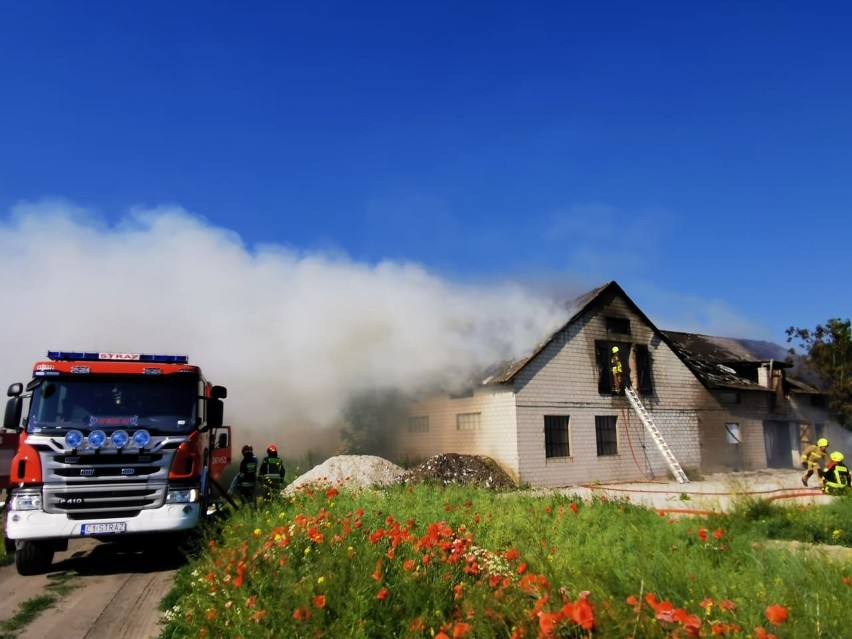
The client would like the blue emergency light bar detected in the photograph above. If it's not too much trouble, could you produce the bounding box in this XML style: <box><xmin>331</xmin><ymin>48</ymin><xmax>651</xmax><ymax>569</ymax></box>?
<box><xmin>47</xmin><ymin>351</ymin><xmax>189</xmax><ymax>364</ymax></box>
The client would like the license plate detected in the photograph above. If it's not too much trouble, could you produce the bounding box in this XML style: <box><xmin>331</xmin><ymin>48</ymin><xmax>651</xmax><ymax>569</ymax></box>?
<box><xmin>80</xmin><ymin>522</ymin><xmax>127</xmax><ymax>535</ymax></box>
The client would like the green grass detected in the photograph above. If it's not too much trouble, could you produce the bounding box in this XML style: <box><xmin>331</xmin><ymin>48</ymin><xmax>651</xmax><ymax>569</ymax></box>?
<box><xmin>159</xmin><ymin>484</ymin><xmax>852</xmax><ymax>639</ymax></box>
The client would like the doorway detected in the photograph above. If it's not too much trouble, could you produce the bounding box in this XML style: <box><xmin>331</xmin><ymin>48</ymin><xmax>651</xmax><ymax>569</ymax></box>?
<box><xmin>763</xmin><ymin>420</ymin><xmax>794</xmax><ymax>468</ymax></box>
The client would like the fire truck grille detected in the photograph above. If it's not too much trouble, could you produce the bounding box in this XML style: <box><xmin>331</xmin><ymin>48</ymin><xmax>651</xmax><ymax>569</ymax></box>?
<box><xmin>40</xmin><ymin>450</ymin><xmax>173</xmax><ymax>484</ymax></box>
<box><xmin>53</xmin><ymin>466</ymin><xmax>161</xmax><ymax>479</ymax></box>
<box><xmin>42</xmin><ymin>483</ymin><xmax>168</xmax><ymax>515</ymax></box>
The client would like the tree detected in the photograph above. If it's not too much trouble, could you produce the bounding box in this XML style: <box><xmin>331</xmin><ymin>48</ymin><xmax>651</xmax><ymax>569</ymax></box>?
<box><xmin>786</xmin><ymin>318</ymin><xmax>852</xmax><ymax>428</ymax></box>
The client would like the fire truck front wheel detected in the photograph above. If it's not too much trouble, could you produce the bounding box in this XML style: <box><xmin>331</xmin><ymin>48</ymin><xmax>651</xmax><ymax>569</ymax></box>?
<box><xmin>15</xmin><ymin>540</ymin><xmax>55</xmax><ymax>576</ymax></box>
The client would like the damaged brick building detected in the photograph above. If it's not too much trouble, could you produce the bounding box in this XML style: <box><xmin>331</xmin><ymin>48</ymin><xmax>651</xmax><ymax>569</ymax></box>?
<box><xmin>390</xmin><ymin>281</ymin><xmax>845</xmax><ymax>488</ymax></box>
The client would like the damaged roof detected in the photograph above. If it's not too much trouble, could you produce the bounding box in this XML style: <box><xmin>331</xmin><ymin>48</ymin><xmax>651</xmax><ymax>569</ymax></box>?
<box><xmin>472</xmin><ymin>280</ymin><xmax>824</xmax><ymax>395</ymax></box>
<box><xmin>661</xmin><ymin>331</ymin><xmax>786</xmax><ymax>392</ymax></box>
<box><xmin>662</xmin><ymin>331</ymin><xmax>824</xmax><ymax>393</ymax></box>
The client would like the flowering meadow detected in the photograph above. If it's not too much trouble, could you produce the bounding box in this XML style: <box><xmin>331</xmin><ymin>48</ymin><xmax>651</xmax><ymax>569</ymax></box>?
<box><xmin>159</xmin><ymin>483</ymin><xmax>850</xmax><ymax>638</ymax></box>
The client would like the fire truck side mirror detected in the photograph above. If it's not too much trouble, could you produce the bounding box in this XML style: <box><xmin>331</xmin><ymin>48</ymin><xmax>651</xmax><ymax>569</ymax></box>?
<box><xmin>211</xmin><ymin>385</ymin><xmax>227</xmax><ymax>400</ymax></box>
<box><xmin>4</xmin><ymin>396</ymin><xmax>23</xmax><ymax>431</ymax></box>
<box><xmin>7</xmin><ymin>383</ymin><xmax>22</xmax><ymax>398</ymax></box>
<box><xmin>206</xmin><ymin>398</ymin><xmax>224</xmax><ymax>431</ymax></box>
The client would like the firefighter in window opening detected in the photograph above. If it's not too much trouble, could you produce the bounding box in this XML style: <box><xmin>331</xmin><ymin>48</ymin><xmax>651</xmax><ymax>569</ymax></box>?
<box><xmin>821</xmin><ymin>451</ymin><xmax>850</xmax><ymax>495</ymax></box>
<box><xmin>258</xmin><ymin>444</ymin><xmax>286</xmax><ymax>498</ymax></box>
<box><xmin>610</xmin><ymin>346</ymin><xmax>623</xmax><ymax>394</ymax></box>
<box><xmin>800</xmin><ymin>437</ymin><xmax>829</xmax><ymax>487</ymax></box>
<box><xmin>230</xmin><ymin>444</ymin><xmax>258</xmax><ymax>504</ymax></box>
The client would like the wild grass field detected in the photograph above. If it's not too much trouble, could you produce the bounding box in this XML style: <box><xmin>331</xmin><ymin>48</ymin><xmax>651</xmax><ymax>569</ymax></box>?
<box><xmin>159</xmin><ymin>483</ymin><xmax>852</xmax><ymax>638</ymax></box>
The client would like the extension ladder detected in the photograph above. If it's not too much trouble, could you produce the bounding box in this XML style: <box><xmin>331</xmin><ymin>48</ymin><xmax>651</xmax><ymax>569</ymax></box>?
<box><xmin>623</xmin><ymin>386</ymin><xmax>689</xmax><ymax>484</ymax></box>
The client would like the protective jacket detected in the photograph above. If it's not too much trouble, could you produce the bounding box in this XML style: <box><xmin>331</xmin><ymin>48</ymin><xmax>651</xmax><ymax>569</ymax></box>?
<box><xmin>801</xmin><ymin>444</ymin><xmax>827</xmax><ymax>469</ymax></box>
<box><xmin>822</xmin><ymin>462</ymin><xmax>850</xmax><ymax>495</ymax></box>
<box><xmin>259</xmin><ymin>454</ymin><xmax>285</xmax><ymax>488</ymax></box>
<box><xmin>237</xmin><ymin>454</ymin><xmax>259</xmax><ymax>490</ymax></box>
<box><xmin>611</xmin><ymin>354</ymin><xmax>623</xmax><ymax>374</ymax></box>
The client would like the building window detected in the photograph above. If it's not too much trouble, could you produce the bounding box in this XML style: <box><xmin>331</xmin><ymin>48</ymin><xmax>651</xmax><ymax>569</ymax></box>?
<box><xmin>544</xmin><ymin>415</ymin><xmax>570</xmax><ymax>458</ymax></box>
<box><xmin>456</xmin><ymin>412</ymin><xmax>481</xmax><ymax>431</ymax></box>
<box><xmin>596</xmin><ymin>341</ymin><xmax>631</xmax><ymax>395</ymax></box>
<box><xmin>606</xmin><ymin>317</ymin><xmax>631</xmax><ymax>335</ymax></box>
<box><xmin>408</xmin><ymin>416</ymin><xmax>429</xmax><ymax>433</ymax></box>
<box><xmin>634</xmin><ymin>344</ymin><xmax>654</xmax><ymax>395</ymax></box>
<box><xmin>725</xmin><ymin>423</ymin><xmax>742</xmax><ymax>445</ymax></box>
<box><xmin>595</xmin><ymin>415</ymin><xmax>619</xmax><ymax>456</ymax></box>
<box><xmin>718</xmin><ymin>392</ymin><xmax>741</xmax><ymax>405</ymax></box>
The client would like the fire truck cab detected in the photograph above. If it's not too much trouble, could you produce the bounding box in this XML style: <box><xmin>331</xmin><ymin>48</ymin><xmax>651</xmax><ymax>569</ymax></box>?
<box><xmin>1</xmin><ymin>430</ymin><xmax>20</xmax><ymax>500</ymax></box>
<box><xmin>3</xmin><ymin>351</ymin><xmax>230</xmax><ymax>575</ymax></box>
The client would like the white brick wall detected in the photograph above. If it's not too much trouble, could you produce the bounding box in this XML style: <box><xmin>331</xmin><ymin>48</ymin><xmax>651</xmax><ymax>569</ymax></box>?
<box><xmin>393</xmin><ymin>389</ymin><xmax>521</xmax><ymax>480</ymax></box>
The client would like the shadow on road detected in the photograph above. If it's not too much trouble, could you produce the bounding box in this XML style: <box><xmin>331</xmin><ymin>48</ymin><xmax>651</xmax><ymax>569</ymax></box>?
<box><xmin>50</xmin><ymin>539</ymin><xmax>190</xmax><ymax>576</ymax></box>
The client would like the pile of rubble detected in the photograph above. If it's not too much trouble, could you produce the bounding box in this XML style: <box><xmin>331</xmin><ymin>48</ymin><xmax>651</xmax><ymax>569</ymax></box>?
<box><xmin>402</xmin><ymin>453</ymin><xmax>516</xmax><ymax>490</ymax></box>
<box><xmin>284</xmin><ymin>453</ymin><xmax>516</xmax><ymax>494</ymax></box>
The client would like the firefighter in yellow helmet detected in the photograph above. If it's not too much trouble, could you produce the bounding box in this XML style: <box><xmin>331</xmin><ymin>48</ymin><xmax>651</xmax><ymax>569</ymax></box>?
<box><xmin>821</xmin><ymin>451</ymin><xmax>850</xmax><ymax>495</ymax></box>
<box><xmin>610</xmin><ymin>346</ymin><xmax>623</xmax><ymax>394</ymax></box>
<box><xmin>800</xmin><ymin>438</ymin><xmax>829</xmax><ymax>487</ymax></box>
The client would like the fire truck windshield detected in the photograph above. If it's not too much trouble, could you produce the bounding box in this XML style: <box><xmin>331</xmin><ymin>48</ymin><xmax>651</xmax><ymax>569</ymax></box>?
<box><xmin>26</xmin><ymin>375</ymin><xmax>199</xmax><ymax>435</ymax></box>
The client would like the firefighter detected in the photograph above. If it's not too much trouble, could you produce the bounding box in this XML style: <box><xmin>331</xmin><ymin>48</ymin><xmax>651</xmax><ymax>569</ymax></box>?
<box><xmin>610</xmin><ymin>346</ymin><xmax>623</xmax><ymax>394</ymax></box>
<box><xmin>821</xmin><ymin>451</ymin><xmax>850</xmax><ymax>495</ymax></box>
<box><xmin>233</xmin><ymin>444</ymin><xmax>258</xmax><ymax>504</ymax></box>
<box><xmin>800</xmin><ymin>438</ymin><xmax>829</xmax><ymax>487</ymax></box>
<box><xmin>259</xmin><ymin>444</ymin><xmax>286</xmax><ymax>497</ymax></box>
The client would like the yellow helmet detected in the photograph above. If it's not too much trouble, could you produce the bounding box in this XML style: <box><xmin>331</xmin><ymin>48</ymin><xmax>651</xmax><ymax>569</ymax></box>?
<box><xmin>817</xmin><ymin>438</ymin><xmax>829</xmax><ymax>447</ymax></box>
<box><xmin>830</xmin><ymin>451</ymin><xmax>844</xmax><ymax>463</ymax></box>
<box><xmin>611</xmin><ymin>346</ymin><xmax>619</xmax><ymax>353</ymax></box>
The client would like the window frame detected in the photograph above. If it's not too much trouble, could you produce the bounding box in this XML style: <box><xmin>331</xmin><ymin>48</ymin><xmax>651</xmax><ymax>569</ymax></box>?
<box><xmin>605</xmin><ymin>316</ymin><xmax>631</xmax><ymax>335</ymax></box>
<box><xmin>407</xmin><ymin>416</ymin><xmax>429</xmax><ymax>433</ymax></box>
<box><xmin>456</xmin><ymin>412</ymin><xmax>481</xmax><ymax>431</ymax></box>
<box><xmin>634</xmin><ymin>344</ymin><xmax>654</xmax><ymax>395</ymax></box>
<box><xmin>596</xmin><ymin>341</ymin><xmax>632</xmax><ymax>395</ymax></box>
<box><xmin>544</xmin><ymin>415</ymin><xmax>570</xmax><ymax>458</ymax></box>
<box><xmin>595</xmin><ymin>415</ymin><xmax>619</xmax><ymax>456</ymax></box>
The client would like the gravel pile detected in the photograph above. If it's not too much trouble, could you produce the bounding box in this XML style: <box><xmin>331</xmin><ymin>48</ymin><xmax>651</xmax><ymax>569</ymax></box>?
<box><xmin>284</xmin><ymin>455</ymin><xmax>406</xmax><ymax>495</ymax></box>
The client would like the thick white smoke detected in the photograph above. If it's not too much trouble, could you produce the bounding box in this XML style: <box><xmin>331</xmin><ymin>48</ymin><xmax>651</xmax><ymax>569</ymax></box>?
<box><xmin>0</xmin><ymin>199</ymin><xmax>568</xmax><ymax>454</ymax></box>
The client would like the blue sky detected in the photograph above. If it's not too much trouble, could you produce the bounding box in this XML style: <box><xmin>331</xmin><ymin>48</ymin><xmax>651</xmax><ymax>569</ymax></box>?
<box><xmin>1</xmin><ymin>2</ymin><xmax>850</xmax><ymax>439</ymax></box>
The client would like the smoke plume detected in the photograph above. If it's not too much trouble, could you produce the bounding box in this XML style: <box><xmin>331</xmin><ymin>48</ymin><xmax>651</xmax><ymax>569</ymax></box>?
<box><xmin>0</xmin><ymin>199</ymin><xmax>568</xmax><ymax>456</ymax></box>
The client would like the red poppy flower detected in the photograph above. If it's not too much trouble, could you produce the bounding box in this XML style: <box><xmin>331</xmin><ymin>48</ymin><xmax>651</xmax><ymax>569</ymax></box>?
<box><xmin>765</xmin><ymin>604</ymin><xmax>789</xmax><ymax>626</ymax></box>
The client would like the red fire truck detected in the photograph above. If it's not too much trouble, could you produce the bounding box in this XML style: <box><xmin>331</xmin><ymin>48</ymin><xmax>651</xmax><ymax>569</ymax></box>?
<box><xmin>2</xmin><ymin>351</ymin><xmax>232</xmax><ymax>575</ymax></box>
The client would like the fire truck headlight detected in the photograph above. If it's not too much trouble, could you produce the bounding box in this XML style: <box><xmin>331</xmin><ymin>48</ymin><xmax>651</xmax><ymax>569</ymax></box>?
<box><xmin>65</xmin><ymin>430</ymin><xmax>84</xmax><ymax>449</ymax></box>
<box><xmin>166</xmin><ymin>488</ymin><xmax>199</xmax><ymax>504</ymax></box>
<box><xmin>111</xmin><ymin>430</ymin><xmax>129</xmax><ymax>448</ymax></box>
<box><xmin>11</xmin><ymin>490</ymin><xmax>42</xmax><ymax>511</ymax></box>
<box><xmin>88</xmin><ymin>430</ymin><xmax>107</xmax><ymax>449</ymax></box>
<box><xmin>132</xmin><ymin>430</ymin><xmax>151</xmax><ymax>448</ymax></box>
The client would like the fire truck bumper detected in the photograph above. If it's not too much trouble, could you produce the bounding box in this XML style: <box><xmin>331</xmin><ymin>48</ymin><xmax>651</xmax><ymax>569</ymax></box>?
<box><xmin>5</xmin><ymin>503</ymin><xmax>203</xmax><ymax>540</ymax></box>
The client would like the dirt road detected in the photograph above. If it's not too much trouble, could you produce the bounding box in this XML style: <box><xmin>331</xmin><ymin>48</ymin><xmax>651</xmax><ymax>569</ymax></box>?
<box><xmin>0</xmin><ymin>538</ymin><xmax>183</xmax><ymax>639</ymax></box>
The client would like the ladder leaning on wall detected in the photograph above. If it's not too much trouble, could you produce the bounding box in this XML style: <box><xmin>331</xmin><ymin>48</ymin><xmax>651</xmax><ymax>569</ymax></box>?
<box><xmin>623</xmin><ymin>386</ymin><xmax>690</xmax><ymax>484</ymax></box>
